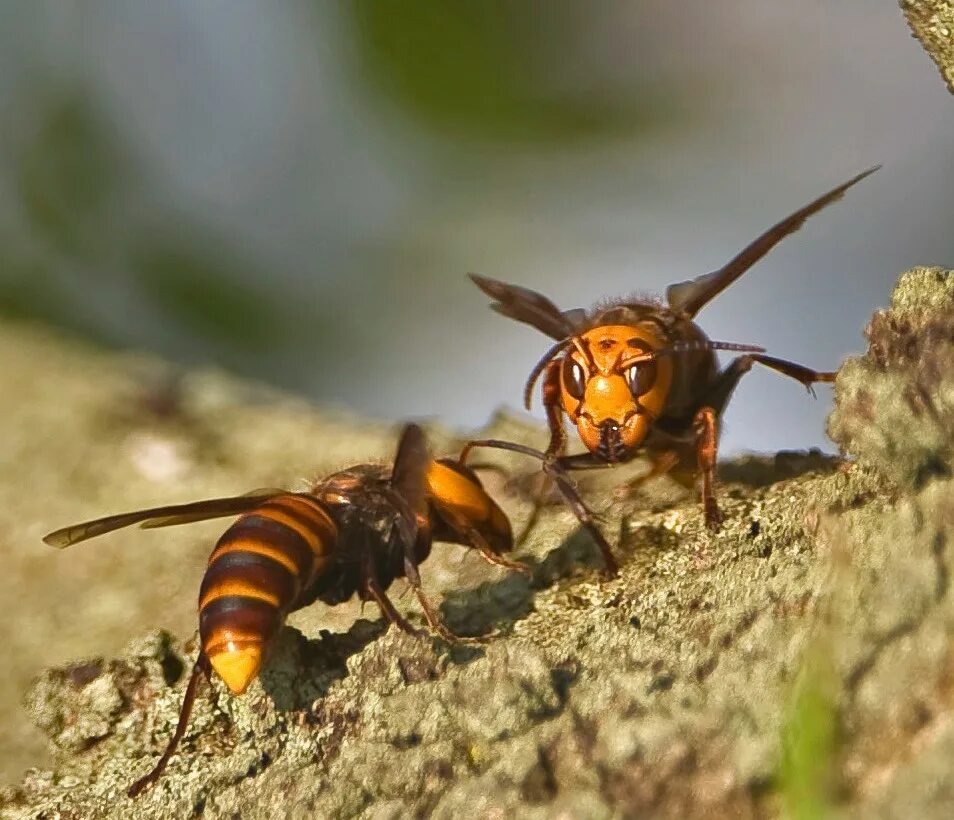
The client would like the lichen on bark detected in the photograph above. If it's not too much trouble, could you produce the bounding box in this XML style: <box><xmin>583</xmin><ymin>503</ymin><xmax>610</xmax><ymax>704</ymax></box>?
<box><xmin>900</xmin><ymin>1</ymin><xmax>954</xmax><ymax>94</ymax></box>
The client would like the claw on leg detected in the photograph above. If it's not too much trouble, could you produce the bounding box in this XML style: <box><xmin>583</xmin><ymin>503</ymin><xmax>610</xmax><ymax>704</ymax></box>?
<box><xmin>410</xmin><ymin>585</ymin><xmax>482</xmax><ymax>643</ymax></box>
<box><xmin>475</xmin><ymin>541</ymin><xmax>533</xmax><ymax>578</ymax></box>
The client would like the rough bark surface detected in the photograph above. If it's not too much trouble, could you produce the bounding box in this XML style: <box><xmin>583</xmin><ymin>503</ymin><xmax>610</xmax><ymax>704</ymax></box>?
<box><xmin>901</xmin><ymin>0</ymin><xmax>954</xmax><ymax>94</ymax></box>
<box><xmin>2</xmin><ymin>268</ymin><xmax>954</xmax><ymax>819</ymax></box>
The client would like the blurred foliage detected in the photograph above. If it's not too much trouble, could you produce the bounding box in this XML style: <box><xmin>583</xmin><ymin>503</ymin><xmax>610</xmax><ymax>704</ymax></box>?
<box><xmin>3</xmin><ymin>87</ymin><xmax>290</xmax><ymax>354</ymax></box>
<box><xmin>2</xmin><ymin>89</ymin><xmax>127</xmax><ymax>342</ymax></box>
<box><xmin>17</xmin><ymin>93</ymin><xmax>123</xmax><ymax>264</ymax></box>
<box><xmin>778</xmin><ymin>646</ymin><xmax>838</xmax><ymax>820</ymax></box>
<box><xmin>0</xmin><ymin>253</ymin><xmax>116</xmax><ymax>347</ymax></box>
<box><xmin>0</xmin><ymin>6</ymin><xmax>673</xmax><ymax>392</ymax></box>
<box><xmin>1</xmin><ymin>4</ymin><xmax>675</xmax><ymax>393</ymax></box>
<box><xmin>134</xmin><ymin>243</ymin><xmax>291</xmax><ymax>350</ymax></box>
<box><xmin>346</xmin><ymin>1</ymin><xmax>666</xmax><ymax>143</ymax></box>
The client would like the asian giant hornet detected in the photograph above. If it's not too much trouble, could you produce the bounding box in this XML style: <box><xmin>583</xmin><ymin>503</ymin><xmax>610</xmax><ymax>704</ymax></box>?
<box><xmin>462</xmin><ymin>167</ymin><xmax>879</xmax><ymax>572</ymax></box>
<box><xmin>43</xmin><ymin>424</ymin><xmax>526</xmax><ymax>797</ymax></box>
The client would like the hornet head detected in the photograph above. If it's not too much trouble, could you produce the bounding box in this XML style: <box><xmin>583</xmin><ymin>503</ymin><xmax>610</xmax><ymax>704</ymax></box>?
<box><xmin>559</xmin><ymin>325</ymin><xmax>673</xmax><ymax>462</ymax></box>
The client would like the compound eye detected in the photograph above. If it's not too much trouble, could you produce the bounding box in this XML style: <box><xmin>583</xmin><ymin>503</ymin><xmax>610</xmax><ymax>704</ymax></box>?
<box><xmin>562</xmin><ymin>356</ymin><xmax>586</xmax><ymax>400</ymax></box>
<box><xmin>625</xmin><ymin>350</ymin><xmax>658</xmax><ymax>398</ymax></box>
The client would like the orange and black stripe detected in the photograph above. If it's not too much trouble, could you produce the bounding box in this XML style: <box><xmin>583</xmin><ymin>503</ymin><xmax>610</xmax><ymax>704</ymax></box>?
<box><xmin>198</xmin><ymin>494</ymin><xmax>337</xmax><ymax>694</ymax></box>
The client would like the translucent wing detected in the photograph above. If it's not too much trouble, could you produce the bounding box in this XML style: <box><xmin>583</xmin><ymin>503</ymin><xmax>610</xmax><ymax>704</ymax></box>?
<box><xmin>43</xmin><ymin>490</ymin><xmax>287</xmax><ymax>549</ymax></box>
<box><xmin>666</xmin><ymin>166</ymin><xmax>880</xmax><ymax>318</ymax></box>
<box><xmin>140</xmin><ymin>488</ymin><xmax>288</xmax><ymax>529</ymax></box>
<box><xmin>469</xmin><ymin>274</ymin><xmax>581</xmax><ymax>341</ymax></box>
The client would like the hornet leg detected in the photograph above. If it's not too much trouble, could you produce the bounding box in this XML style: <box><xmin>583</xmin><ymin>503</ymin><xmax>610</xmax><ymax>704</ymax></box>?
<box><xmin>704</xmin><ymin>353</ymin><xmax>834</xmax><ymax>417</ymax></box>
<box><xmin>507</xmin><ymin>358</ymin><xmax>570</xmax><ymax>547</ymax></box>
<box><xmin>542</xmin><ymin>359</ymin><xmax>568</xmax><ymax>458</ymax></box>
<box><xmin>362</xmin><ymin>552</ymin><xmax>426</xmax><ymax>639</ymax></box>
<box><xmin>747</xmin><ymin>353</ymin><xmax>836</xmax><ymax>397</ymax></box>
<box><xmin>128</xmin><ymin>652</ymin><xmax>211</xmax><ymax>798</ymax></box>
<box><xmin>687</xmin><ymin>353</ymin><xmax>834</xmax><ymax>530</ymax></box>
<box><xmin>401</xmin><ymin>533</ymin><xmax>470</xmax><ymax>643</ymax></box>
<box><xmin>464</xmin><ymin>524</ymin><xmax>532</xmax><ymax>578</ymax></box>
<box><xmin>460</xmin><ymin>440</ymin><xmax>618</xmax><ymax>577</ymax></box>
<box><xmin>693</xmin><ymin>407</ymin><xmax>722</xmax><ymax>530</ymax></box>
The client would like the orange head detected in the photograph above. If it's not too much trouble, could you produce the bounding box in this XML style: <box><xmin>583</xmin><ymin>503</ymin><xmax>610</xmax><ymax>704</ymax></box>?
<box><xmin>559</xmin><ymin>325</ymin><xmax>673</xmax><ymax>462</ymax></box>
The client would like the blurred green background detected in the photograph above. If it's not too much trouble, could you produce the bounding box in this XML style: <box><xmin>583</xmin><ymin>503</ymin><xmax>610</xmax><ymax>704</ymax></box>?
<box><xmin>2</xmin><ymin>1</ymin><xmax>953</xmax><ymax>453</ymax></box>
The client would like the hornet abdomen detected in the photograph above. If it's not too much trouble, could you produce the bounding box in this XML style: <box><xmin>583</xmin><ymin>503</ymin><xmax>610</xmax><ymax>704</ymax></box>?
<box><xmin>199</xmin><ymin>494</ymin><xmax>338</xmax><ymax>694</ymax></box>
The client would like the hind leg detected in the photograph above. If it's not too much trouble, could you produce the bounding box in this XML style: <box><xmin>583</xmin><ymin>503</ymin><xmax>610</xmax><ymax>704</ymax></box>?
<box><xmin>127</xmin><ymin>652</ymin><xmax>211</xmax><ymax>797</ymax></box>
<box><xmin>705</xmin><ymin>353</ymin><xmax>834</xmax><ymax>416</ymax></box>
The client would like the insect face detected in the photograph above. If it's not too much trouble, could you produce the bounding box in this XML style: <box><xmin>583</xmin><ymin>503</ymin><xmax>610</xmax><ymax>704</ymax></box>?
<box><xmin>560</xmin><ymin>326</ymin><xmax>673</xmax><ymax>462</ymax></box>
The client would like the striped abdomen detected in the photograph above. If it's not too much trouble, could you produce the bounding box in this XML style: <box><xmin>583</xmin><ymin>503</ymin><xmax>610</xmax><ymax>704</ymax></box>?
<box><xmin>198</xmin><ymin>494</ymin><xmax>337</xmax><ymax>694</ymax></box>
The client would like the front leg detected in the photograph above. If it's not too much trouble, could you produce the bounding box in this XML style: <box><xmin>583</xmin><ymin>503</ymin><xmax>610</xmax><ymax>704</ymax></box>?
<box><xmin>548</xmin><ymin>452</ymin><xmax>618</xmax><ymax>575</ymax></box>
<box><xmin>693</xmin><ymin>406</ymin><xmax>721</xmax><ymax>530</ymax></box>
<box><xmin>455</xmin><ymin>439</ymin><xmax>619</xmax><ymax>577</ymax></box>
<box><xmin>497</xmin><ymin>358</ymin><xmax>567</xmax><ymax>548</ymax></box>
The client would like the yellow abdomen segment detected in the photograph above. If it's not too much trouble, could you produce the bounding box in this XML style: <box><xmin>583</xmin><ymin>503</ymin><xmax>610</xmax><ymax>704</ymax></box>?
<box><xmin>426</xmin><ymin>459</ymin><xmax>512</xmax><ymax>552</ymax></box>
<box><xmin>426</xmin><ymin>460</ymin><xmax>493</xmax><ymax>523</ymax></box>
<box><xmin>208</xmin><ymin>640</ymin><xmax>264</xmax><ymax>695</ymax></box>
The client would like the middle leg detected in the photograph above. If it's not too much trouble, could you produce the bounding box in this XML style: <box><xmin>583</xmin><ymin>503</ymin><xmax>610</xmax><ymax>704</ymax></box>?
<box><xmin>362</xmin><ymin>552</ymin><xmax>426</xmax><ymax>638</ymax></box>
<box><xmin>693</xmin><ymin>407</ymin><xmax>721</xmax><ymax>530</ymax></box>
<box><xmin>400</xmin><ymin>531</ymin><xmax>469</xmax><ymax>643</ymax></box>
